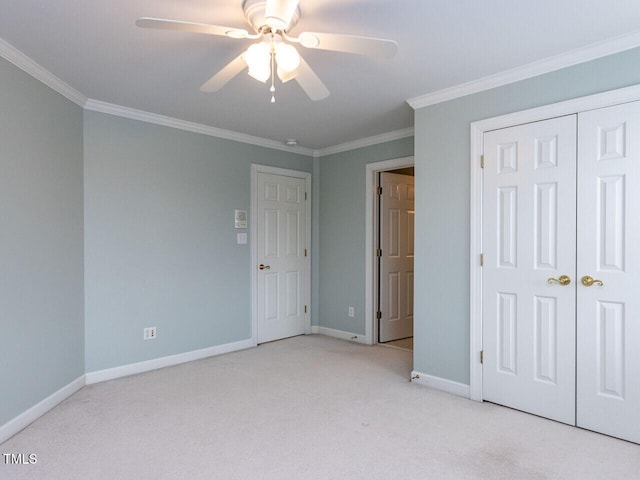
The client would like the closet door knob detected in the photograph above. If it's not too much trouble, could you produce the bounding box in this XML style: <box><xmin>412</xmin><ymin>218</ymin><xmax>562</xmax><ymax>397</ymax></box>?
<box><xmin>258</xmin><ymin>264</ymin><xmax>270</xmax><ymax>270</ymax></box>
<box><xmin>581</xmin><ymin>275</ymin><xmax>604</xmax><ymax>287</ymax></box>
<box><xmin>547</xmin><ymin>275</ymin><xmax>571</xmax><ymax>286</ymax></box>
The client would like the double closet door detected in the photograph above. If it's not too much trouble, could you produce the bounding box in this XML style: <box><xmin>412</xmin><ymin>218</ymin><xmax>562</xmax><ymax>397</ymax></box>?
<box><xmin>482</xmin><ymin>101</ymin><xmax>640</xmax><ymax>443</ymax></box>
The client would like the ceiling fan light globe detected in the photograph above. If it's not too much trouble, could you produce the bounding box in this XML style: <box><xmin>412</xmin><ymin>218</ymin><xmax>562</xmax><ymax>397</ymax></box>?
<box><xmin>244</xmin><ymin>43</ymin><xmax>270</xmax><ymax>69</ymax></box>
<box><xmin>277</xmin><ymin>66</ymin><xmax>297</xmax><ymax>83</ymax></box>
<box><xmin>248</xmin><ymin>65</ymin><xmax>270</xmax><ymax>83</ymax></box>
<box><xmin>275</xmin><ymin>44</ymin><xmax>300</xmax><ymax>72</ymax></box>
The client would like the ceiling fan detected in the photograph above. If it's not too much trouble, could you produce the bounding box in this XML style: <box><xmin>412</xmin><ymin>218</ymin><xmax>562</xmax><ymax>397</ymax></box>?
<box><xmin>136</xmin><ymin>0</ymin><xmax>397</xmax><ymax>102</ymax></box>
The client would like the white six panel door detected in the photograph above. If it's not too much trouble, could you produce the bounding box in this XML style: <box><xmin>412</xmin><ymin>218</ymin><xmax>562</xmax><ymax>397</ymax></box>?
<box><xmin>576</xmin><ymin>102</ymin><xmax>640</xmax><ymax>443</ymax></box>
<box><xmin>256</xmin><ymin>172</ymin><xmax>307</xmax><ymax>344</ymax></box>
<box><xmin>379</xmin><ymin>172</ymin><xmax>415</xmax><ymax>342</ymax></box>
<box><xmin>482</xmin><ymin>116</ymin><xmax>577</xmax><ymax>425</ymax></box>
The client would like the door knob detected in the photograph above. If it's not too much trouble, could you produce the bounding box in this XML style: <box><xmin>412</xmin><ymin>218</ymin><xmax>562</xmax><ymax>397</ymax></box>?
<box><xmin>547</xmin><ymin>275</ymin><xmax>571</xmax><ymax>286</ymax></box>
<box><xmin>258</xmin><ymin>264</ymin><xmax>270</xmax><ymax>270</ymax></box>
<box><xmin>581</xmin><ymin>275</ymin><xmax>604</xmax><ymax>287</ymax></box>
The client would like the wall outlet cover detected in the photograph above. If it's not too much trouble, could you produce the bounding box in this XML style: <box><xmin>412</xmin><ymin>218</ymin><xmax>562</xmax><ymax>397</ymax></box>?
<box><xmin>143</xmin><ymin>327</ymin><xmax>157</xmax><ymax>340</ymax></box>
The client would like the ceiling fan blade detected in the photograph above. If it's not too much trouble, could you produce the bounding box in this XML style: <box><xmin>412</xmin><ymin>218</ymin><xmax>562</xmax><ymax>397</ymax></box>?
<box><xmin>297</xmin><ymin>32</ymin><xmax>397</xmax><ymax>58</ymax></box>
<box><xmin>265</xmin><ymin>0</ymin><xmax>300</xmax><ymax>30</ymax></box>
<box><xmin>200</xmin><ymin>54</ymin><xmax>247</xmax><ymax>92</ymax></box>
<box><xmin>294</xmin><ymin>56</ymin><xmax>329</xmax><ymax>101</ymax></box>
<box><xmin>136</xmin><ymin>17</ymin><xmax>250</xmax><ymax>39</ymax></box>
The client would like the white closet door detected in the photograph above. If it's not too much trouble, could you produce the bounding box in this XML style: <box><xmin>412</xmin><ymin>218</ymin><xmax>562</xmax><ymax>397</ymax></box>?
<box><xmin>576</xmin><ymin>101</ymin><xmax>640</xmax><ymax>443</ymax></box>
<box><xmin>482</xmin><ymin>115</ymin><xmax>577</xmax><ymax>425</ymax></box>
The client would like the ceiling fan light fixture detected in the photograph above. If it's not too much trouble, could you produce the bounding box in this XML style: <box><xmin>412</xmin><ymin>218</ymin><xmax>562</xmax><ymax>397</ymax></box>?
<box><xmin>244</xmin><ymin>43</ymin><xmax>271</xmax><ymax>82</ymax></box>
<box><xmin>277</xmin><ymin>66</ymin><xmax>297</xmax><ymax>83</ymax></box>
<box><xmin>275</xmin><ymin>43</ymin><xmax>300</xmax><ymax>72</ymax></box>
<box><xmin>244</xmin><ymin>42</ymin><xmax>270</xmax><ymax>66</ymax></box>
<box><xmin>248</xmin><ymin>65</ymin><xmax>270</xmax><ymax>83</ymax></box>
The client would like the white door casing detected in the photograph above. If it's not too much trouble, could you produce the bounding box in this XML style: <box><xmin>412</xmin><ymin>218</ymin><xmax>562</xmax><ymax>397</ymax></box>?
<box><xmin>482</xmin><ymin>116</ymin><xmax>578</xmax><ymax>425</ymax></box>
<box><xmin>252</xmin><ymin>166</ymin><xmax>310</xmax><ymax>345</ymax></box>
<box><xmin>379</xmin><ymin>172</ymin><xmax>415</xmax><ymax>342</ymax></box>
<box><xmin>576</xmin><ymin>102</ymin><xmax>640</xmax><ymax>443</ymax></box>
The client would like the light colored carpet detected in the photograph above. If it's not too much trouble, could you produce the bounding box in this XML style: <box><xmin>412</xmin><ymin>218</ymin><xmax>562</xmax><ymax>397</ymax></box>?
<box><xmin>381</xmin><ymin>337</ymin><xmax>413</xmax><ymax>351</ymax></box>
<box><xmin>1</xmin><ymin>335</ymin><xmax>639</xmax><ymax>479</ymax></box>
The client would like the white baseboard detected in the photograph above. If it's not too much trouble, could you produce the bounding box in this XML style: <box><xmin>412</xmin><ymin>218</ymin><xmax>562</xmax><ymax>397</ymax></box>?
<box><xmin>311</xmin><ymin>326</ymin><xmax>369</xmax><ymax>345</ymax></box>
<box><xmin>0</xmin><ymin>339</ymin><xmax>256</xmax><ymax>444</ymax></box>
<box><xmin>411</xmin><ymin>370</ymin><xmax>470</xmax><ymax>398</ymax></box>
<box><xmin>0</xmin><ymin>375</ymin><xmax>85</xmax><ymax>444</ymax></box>
<box><xmin>85</xmin><ymin>337</ymin><xmax>256</xmax><ymax>385</ymax></box>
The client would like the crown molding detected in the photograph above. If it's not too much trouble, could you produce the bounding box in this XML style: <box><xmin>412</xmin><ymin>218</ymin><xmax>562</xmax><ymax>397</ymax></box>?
<box><xmin>407</xmin><ymin>30</ymin><xmax>640</xmax><ymax>110</ymax></box>
<box><xmin>0</xmin><ymin>38</ymin><xmax>87</xmax><ymax>107</ymax></box>
<box><xmin>315</xmin><ymin>127</ymin><xmax>414</xmax><ymax>157</ymax></box>
<box><xmin>0</xmin><ymin>37</ymin><xmax>411</xmax><ymax>157</ymax></box>
<box><xmin>84</xmin><ymin>99</ymin><xmax>316</xmax><ymax>157</ymax></box>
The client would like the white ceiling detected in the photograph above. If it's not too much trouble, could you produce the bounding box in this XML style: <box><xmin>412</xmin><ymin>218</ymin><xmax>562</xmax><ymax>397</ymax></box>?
<box><xmin>2</xmin><ymin>0</ymin><xmax>640</xmax><ymax>150</ymax></box>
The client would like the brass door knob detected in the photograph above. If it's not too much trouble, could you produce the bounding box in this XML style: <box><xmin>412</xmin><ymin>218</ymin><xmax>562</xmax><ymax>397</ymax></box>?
<box><xmin>581</xmin><ymin>275</ymin><xmax>604</xmax><ymax>287</ymax></box>
<box><xmin>258</xmin><ymin>264</ymin><xmax>270</xmax><ymax>270</ymax></box>
<box><xmin>547</xmin><ymin>275</ymin><xmax>571</xmax><ymax>286</ymax></box>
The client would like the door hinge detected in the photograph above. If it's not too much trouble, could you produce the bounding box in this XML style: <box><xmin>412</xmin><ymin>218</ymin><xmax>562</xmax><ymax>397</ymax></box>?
<box><xmin>305</xmin><ymin>191</ymin><xmax>307</xmax><ymax>201</ymax></box>
<box><xmin>376</xmin><ymin>248</ymin><xmax>382</xmax><ymax>257</ymax></box>
<box><xmin>480</xmin><ymin>351</ymin><xmax>484</xmax><ymax>364</ymax></box>
<box><xmin>376</xmin><ymin>186</ymin><xmax>383</xmax><ymax>196</ymax></box>
<box><xmin>304</xmin><ymin>248</ymin><xmax>307</xmax><ymax>257</ymax></box>
<box><xmin>376</xmin><ymin>311</ymin><xmax>382</xmax><ymax>320</ymax></box>
<box><xmin>480</xmin><ymin>155</ymin><xmax>485</xmax><ymax>169</ymax></box>
<box><xmin>304</xmin><ymin>305</ymin><xmax>308</xmax><ymax>313</ymax></box>
<box><xmin>480</xmin><ymin>253</ymin><xmax>484</xmax><ymax>266</ymax></box>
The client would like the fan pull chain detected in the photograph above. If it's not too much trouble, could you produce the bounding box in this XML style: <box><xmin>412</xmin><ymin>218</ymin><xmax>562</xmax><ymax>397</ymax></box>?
<box><xmin>270</xmin><ymin>34</ymin><xmax>276</xmax><ymax>103</ymax></box>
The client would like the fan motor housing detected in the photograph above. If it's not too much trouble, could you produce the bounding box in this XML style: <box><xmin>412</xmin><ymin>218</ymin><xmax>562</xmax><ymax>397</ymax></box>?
<box><xmin>243</xmin><ymin>0</ymin><xmax>301</xmax><ymax>32</ymax></box>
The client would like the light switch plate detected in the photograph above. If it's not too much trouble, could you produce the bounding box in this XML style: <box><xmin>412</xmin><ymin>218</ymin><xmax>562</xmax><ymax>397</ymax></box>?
<box><xmin>237</xmin><ymin>233</ymin><xmax>248</xmax><ymax>244</ymax></box>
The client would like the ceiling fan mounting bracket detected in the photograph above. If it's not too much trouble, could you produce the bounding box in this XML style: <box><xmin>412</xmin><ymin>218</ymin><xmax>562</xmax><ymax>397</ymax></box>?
<box><xmin>242</xmin><ymin>0</ymin><xmax>301</xmax><ymax>34</ymax></box>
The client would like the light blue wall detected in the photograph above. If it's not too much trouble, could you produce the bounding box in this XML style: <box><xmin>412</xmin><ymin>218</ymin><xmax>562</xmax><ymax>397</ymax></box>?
<box><xmin>317</xmin><ymin>137</ymin><xmax>414</xmax><ymax>334</ymax></box>
<box><xmin>413</xmin><ymin>47</ymin><xmax>640</xmax><ymax>384</ymax></box>
<box><xmin>83</xmin><ymin>111</ymin><xmax>312</xmax><ymax>372</ymax></box>
<box><xmin>0</xmin><ymin>58</ymin><xmax>84</xmax><ymax>425</ymax></box>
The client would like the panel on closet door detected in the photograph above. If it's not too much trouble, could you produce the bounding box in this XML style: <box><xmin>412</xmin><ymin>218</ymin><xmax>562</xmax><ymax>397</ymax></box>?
<box><xmin>535</xmin><ymin>296</ymin><xmax>557</xmax><ymax>384</ymax></box>
<box><xmin>535</xmin><ymin>183</ymin><xmax>558</xmax><ymax>270</ymax></box>
<box><xmin>598</xmin><ymin>176</ymin><xmax>625</xmax><ymax>272</ymax></box>
<box><xmin>498</xmin><ymin>187</ymin><xmax>518</xmax><ymax>268</ymax></box>
<box><xmin>597</xmin><ymin>301</ymin><xmax>625</xmax><ymax>399</ymax></box>
<box><xmin>497</xmin><ymin>292</ymin><xmax>517</xmax><ymax>375</ymax></box>
<box><xmin>535</xmin><ymin>135</ymin><xmax>559</xmax><ymax>169</ymax></box>
<box><xmin>498</xmin><ymin>142</ymin><xmax>518</xmax><ymax>174</ymax></box>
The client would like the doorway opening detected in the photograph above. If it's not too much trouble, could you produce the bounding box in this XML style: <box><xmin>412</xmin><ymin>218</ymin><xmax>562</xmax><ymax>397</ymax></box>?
<box><xmin>364</xmin><ymin>156</ymin><xmax>415</xmax><ymax>349</ymax></box>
